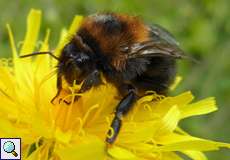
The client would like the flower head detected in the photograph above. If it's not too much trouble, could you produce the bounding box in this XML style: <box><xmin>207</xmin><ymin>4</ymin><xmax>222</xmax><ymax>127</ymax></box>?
<box><xmin>0</xmin><ymin>9</ymin><xmax>229</xmax><ymax>160</ymax></box>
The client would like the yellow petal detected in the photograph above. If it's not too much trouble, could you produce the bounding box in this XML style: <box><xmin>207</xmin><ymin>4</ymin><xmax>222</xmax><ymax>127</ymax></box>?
<box><xmin>6</xmin><ymin>24</ymin><xmax>17</xmax><ymax>59</ymax></box>
<box><xmin>150</xmin><ymin>91</ymin><xmax>193</xmax><ymax>117</ymax></box>
<box><xmin>156</xmin><ymin>105</ymin><xmax>180</xmax><ymax>135</ymax></box>
<box><xmin>170</xmin><ymin>91</ymin><xmax>194</xmax><ymax>107</ymax></box>
<box><xmin>20</xmin><ymin>9</ymin><xmax>41</xmax><ymax>54</ymax></box>
<box><xmin>125</xmin><ymin>143</ymin><xmax>154</xmax><ymax>153</ymax></box>
<box><xmin>170</xmin><ymin>76</ymin><xmax>183</xmax><ymax>91</ymax></box>
<box><xmin>12</xmin><ymin>9</ymin><xmax>42</xmax><ymax>89</ymax></box>
<box><xmin>56</xmin><ymin>137</ymin><xmax>105</xmax><ymax>160</ymax></box>
<box><xmin>156</xmin><ymin>133</ymin><xmax>198</xmax><ymax>145</ymax></box>
<box><xmin>157</xmin><ymin>138</ymin><xmax>230</xmax><ymax>151</ymax></box>
<box><xmin>180</xmin><ymin>97</ymin><xmax>217</xmax><ymax>119</ymax></box>
<box><xmin>0</xmin><ymin>66</ymin><xmax>16</xmax><ymax>98</ymax></box>
<box><xmin>68</xmin><ymin>15</ymin><xmax>84</xmax><ymax>36</ymax></box>
<box><xmin>161</xmin><ymin>152</ymin><xmax>183</xmax><ymax>160</ymax></box>
<box><xmin>182</xmin><ymin>151</ymin><xmax>207</xmax><ymax>160</ymax></box>
<box><xmin>34</xmin><ymin>29</ymin><xmax>51</xmax><ymax>80</ymax></box>
<box><xmin>108</xmin><ymin>146</ymin><xmax>138</xmax><ymax>160</ymax></box>
<box><xmin>156</xmin><ymin>133</ymin><xmax>230</xmax><ymax>151</ymax></box>
<box><xmin>54</xmin><ymin>15</ymin><xmax>83</xmax><ymax>56</ymax></box>
<box><xmin>0</xmin><ymin>118</ymin><xmax>15</xmax><ymax>137</ymax></box>
<box><xmin>39</xmin><ymin>28</ymin><xmax>50</xmax><ymax>51</ymax></box>
<box><xmin>54</xmin><ymin>128</ymin><xmax>72</xmax><ymax>144</ymax></box>
<box><xmin>118</xmin><ymin>121</ymin><xmax>158</xmax><ymax>144</ymax></box>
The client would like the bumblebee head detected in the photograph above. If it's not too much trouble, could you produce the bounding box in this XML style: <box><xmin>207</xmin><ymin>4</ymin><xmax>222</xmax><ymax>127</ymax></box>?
<box><xmin>58</xmin><ymin>36</ymin><xmax>94</xmax><ymax>85</ymax></box>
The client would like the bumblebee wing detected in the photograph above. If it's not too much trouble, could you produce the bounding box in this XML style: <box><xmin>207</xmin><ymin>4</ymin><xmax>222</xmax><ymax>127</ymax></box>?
<box><xmin>150</xmin><ymin>24</ymin><xmax>179</xmax><ymax>46</ymax></box>
<box><xmin>123</xmin><ymin>24</ymin><xmax>186</xmax><ymax>59</ymax></box>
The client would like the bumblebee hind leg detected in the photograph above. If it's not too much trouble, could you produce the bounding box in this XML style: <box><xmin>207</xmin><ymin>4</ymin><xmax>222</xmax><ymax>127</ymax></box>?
<box><xmin>106</xmin><ymin>85</ymin><xmax>137</xmax><ymax>144</ymax></box>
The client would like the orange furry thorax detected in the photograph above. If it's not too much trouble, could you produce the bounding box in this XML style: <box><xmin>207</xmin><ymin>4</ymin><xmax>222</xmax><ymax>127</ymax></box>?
<box><xmin>76</xmin><ymin>13</ymin><xmax>150</xmax><ymax>70</ymax></box>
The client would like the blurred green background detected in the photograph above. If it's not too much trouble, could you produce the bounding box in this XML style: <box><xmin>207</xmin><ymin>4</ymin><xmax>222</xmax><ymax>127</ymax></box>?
<box><xmin>0</xmin><ymin>0</ymin><xmax>229</xmax><ymax>159</ymax></box>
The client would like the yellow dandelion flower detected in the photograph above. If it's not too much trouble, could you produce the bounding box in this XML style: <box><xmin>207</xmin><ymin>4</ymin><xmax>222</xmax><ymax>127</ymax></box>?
<box><xmin>0</xmin><ymin>9</ymin><xmax>229</xmax><ymax>160</ymax></box>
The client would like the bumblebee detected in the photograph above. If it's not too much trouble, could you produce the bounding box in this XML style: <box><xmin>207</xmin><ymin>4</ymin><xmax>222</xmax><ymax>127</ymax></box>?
<box><xmin>21</xmin><ymin>13</ymin><xmax>187</xmax><ymax>144</ymax></box>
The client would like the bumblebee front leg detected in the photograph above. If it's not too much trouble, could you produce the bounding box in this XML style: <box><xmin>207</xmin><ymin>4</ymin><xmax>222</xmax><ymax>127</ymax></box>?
<box><xmin>79</xmin><ymin>70</ymin><xmax>102</xmax><ymax>93</ymax></box>
<box><xmin>72</xmin><ymin>70</ymin><xmax>102</xmax><ymax>101</ymax></box>
<box><xmin>106</xmin><ymin>87</ymin><xmax>137</xmax><ymax>144</ymax></box>
<box><xmin>58</xmin><ymin>70</ymin><xmax>102</xmax><ymax>104</ymax></box>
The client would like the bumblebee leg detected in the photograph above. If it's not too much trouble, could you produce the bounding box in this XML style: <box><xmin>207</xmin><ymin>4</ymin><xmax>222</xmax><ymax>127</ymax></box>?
<box><xmin>79</xmin><ymin>70</ymin><xmax>102</xmax><ymax>93</ymax></box>
<box><xmin>106</xmin><ymin>88</ymin><xmax>137</xmax><ymax>144</ymax></box>
<box><xmin>71</xmin><ymin>70</ymin><xmax>102</xmax><ymax>102</ymax></box>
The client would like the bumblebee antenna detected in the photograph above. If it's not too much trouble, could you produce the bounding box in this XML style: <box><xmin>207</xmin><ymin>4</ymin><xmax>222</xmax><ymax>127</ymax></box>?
<box><xmin>19</xmin><ymin>51</ymin><xmax>60</xmax><ymax>61</ymax></box>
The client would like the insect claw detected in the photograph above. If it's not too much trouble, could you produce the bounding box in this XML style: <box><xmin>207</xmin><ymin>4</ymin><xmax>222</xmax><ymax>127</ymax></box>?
<box><xmin>63</xmin><ymin>100</ymin><xmax>71</xmax><ymax>105</ymax></box>
<box><xmin>50</xmin><ymin>97</ymin><xmax>59</xmax><ymax>105</ymax></box>
<box><xmin>58</xmin><ymin>98</ymin><xmax>63</xmax><ymax>104</ymax></box>
<box><xmin>50</xmin><ymin>99</ymin><xmax>55</xmax><ymax>105</ymax></box>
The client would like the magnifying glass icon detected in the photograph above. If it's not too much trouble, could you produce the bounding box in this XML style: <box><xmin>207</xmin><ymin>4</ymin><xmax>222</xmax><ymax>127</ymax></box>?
<box><xmin>3</xmin><ymin>141</ymin><xmax>18</xmax><ymax>157</ymax></box>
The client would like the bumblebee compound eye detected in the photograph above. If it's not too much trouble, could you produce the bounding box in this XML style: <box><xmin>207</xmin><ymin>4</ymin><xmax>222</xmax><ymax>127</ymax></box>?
<box><xmin>74</xmin><ymin>52</ymin><xmax>90</xmax><ymax>63</ymax></box>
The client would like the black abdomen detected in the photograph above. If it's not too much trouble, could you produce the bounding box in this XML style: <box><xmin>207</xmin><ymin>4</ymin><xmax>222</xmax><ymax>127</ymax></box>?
<box><xmin>133</xmin><ymin>57</ymin><xmax>176</xmax><ymax>95</ymax></box>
